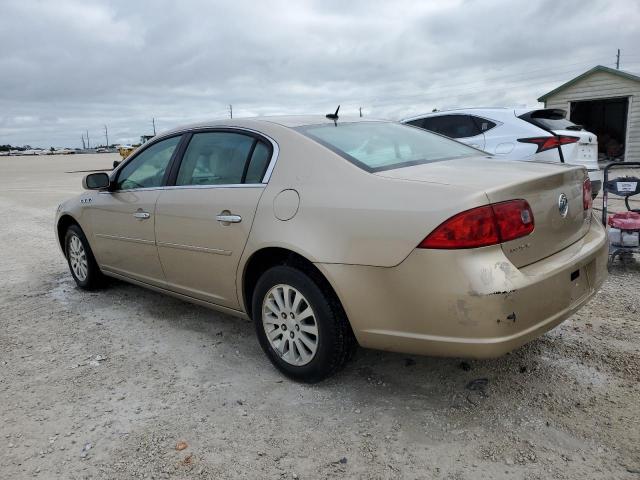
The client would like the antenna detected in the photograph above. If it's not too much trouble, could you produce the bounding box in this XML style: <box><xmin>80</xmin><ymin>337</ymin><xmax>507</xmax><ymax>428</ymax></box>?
<box><xmin>228</xmin><ymin>104</ymin><xmax>233</xmax><ymax>119</ymax></box>
<box><xmin>326</xmin><ymin>105</ymin><xmax>340</xmax><ymax>120</ymax></box>
<box><xmin>616</xmin><ymin>48</ymin><xmax>620</xmax><ymax>69</ymax></box>
<box><xmin>104</xmin><ymin>125</ymin><xmax>109</xmax><ymax>148</ymax></box>
<box><xmin>359</xmin><ymin>107</ymin><xmax>362</xmax><ymax>118</ymax></box>
<box><xmin>152</xmin><ymin>118</ymin><xmax>156</xmax><ymax>136</ymax></box>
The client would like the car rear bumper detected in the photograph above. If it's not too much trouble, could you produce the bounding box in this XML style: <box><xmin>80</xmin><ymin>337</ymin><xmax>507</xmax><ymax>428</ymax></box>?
<box><xmin>317</xmin><ymin>216</ymin><xmax>608</xmax><ymax>358</ymax></box>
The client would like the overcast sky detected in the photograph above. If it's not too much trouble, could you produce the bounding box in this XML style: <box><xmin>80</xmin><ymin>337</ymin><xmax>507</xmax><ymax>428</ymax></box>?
<box><xmin>1</xmin><ymin>0</ymin><xmax>639</xmax><ymax>148</ymax></box>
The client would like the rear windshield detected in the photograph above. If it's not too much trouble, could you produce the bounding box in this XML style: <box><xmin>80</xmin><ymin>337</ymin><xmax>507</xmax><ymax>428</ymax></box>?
<box><xmin>520</xmin><ymin>110</ymin><xmax>582</xmax><ymax>131</ymax></box>
<box><xmin>296</xmin><ymin>121</ymin><xmax>479</xmax><ymax>172</ymax></box>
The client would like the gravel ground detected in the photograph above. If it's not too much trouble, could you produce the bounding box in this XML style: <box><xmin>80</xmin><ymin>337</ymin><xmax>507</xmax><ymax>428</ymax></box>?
<box><xmin>1</xmin><ymin>154</ymin><xmax>639</xmax><ymax>479</ymax></box>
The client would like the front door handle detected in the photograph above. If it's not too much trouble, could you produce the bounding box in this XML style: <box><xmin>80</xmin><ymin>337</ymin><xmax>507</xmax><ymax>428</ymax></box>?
<box><xmin>133</xmin><ymin>211</ymin><xmax>150</xmax><ymax>220</ymax></box>
<box><xmin>216</xmin><ymin>214</ymin><xmax>242</xmax><ymax>223</ymax></box>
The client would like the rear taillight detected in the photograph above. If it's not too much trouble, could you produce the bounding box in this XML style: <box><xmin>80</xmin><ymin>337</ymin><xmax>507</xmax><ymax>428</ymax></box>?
<box><xmin>419</xmin><ymin>200</ymin><xmax>535</xmax><ymax>249</ymax></box>
<box><xmin>492</xmin><ymin>200</ymin><xmax>535</xmax><ymax>242</ymax></box>
<box><xmin>517</xmin><ymin>135</ymin><xmax>579</xmax><ymax>153</ymax></box>
<box><xmin>583</xmin><ymin>178</ymin><xmax>592</xmax><ymax>211</ymax></box>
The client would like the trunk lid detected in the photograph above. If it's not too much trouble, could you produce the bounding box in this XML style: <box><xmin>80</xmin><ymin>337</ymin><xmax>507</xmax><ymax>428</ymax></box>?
<box><xmin>375</xmin><ymin>157</ymin><xmax>591</xmax><ymax>267</ymax></box>
<box><xmin>552</xmin><ymin>128</ymin><xmax>599</xmax><ymax>171</ymax></box>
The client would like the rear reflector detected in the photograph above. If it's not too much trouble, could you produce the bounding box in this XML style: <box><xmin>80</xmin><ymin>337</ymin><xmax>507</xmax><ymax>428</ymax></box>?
<box><xmin>583</xmin><ymin>178</ymin><xmax>592</xmax><ymax>211</ymax></box>
<box><xmin>517</xmin><ymin>135</ymin><xmax>579</xmax><ymax>153</ymax></box>
<box><xmin>419</xmin><ymin>200</ymin><xmax>534</xmax><ymax>249</ymax></box>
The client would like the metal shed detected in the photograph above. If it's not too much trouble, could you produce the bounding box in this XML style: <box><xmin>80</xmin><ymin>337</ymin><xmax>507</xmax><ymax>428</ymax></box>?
<box><xmin>538</xmin><ymin>65</ymin><xmax>640</xmax><ymax>162</ymax></box>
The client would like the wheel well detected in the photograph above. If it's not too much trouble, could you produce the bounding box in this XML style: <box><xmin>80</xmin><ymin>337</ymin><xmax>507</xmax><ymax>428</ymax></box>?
<box><xmin>56</xmin><ymin>215</ymin><xmax>80</xmax><ymax>251</ymax></box>
<box><xmin>242</xmin><ymin>247</ymin><xmax>339</xmax><ymax>318</ymax></box>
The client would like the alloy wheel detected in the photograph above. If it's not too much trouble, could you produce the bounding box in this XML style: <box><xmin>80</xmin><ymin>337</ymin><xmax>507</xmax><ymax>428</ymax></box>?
<box><xmin>68</xmin><ymin>235</ymin><xmax>89</xmax><ymax>282</ymax></box>
<box><xmin>262</xmin><ymin>284</ymin><xmax>319</xmax><ymax>366</ymax></box>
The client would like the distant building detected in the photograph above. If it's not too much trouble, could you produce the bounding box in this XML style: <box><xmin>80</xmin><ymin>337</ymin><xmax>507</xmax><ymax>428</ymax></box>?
<box><xmin>538</xmin><ymin>65</ymin><xmax>640</xmax><ymax>162</ymax></box>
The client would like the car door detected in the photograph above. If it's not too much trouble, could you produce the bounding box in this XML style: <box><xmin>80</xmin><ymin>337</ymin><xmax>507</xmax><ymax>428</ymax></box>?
<box><xmin>421</xmin><ymin>114</ymin><xmax>486</xmax><ymax>150</ymax></box>
<box><xmin>154</xmin><ymin>130</ymin><xmax>274</xmax><ymax>309</ymax></box>
<box><xmin>89</xmin><ymin>135</ymin><xmax>183</xmax><ymax>286</ymax></box>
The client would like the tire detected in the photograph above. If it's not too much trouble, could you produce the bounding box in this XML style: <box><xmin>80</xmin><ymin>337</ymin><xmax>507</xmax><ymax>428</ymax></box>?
<box><xmin>252</xmin><ymin>265</ymin><xmax>356</xmax><ymax>382</ymax></box>
<box><xmin>64</xmin><ymin>224</ymin><xmax>103</xmax><ymax>290</ymax></box>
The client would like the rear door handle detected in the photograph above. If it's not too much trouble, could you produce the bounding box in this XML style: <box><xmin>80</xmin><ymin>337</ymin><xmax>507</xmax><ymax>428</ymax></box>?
<box><xmin>133</xmin><ymin>211</ymin><xmax>150</xmax><ymax>219</ymax></box>
<box><xmin>216</xmin><ymin>214</ymin><xmax>242</xmax><ymax>223</ymax></box>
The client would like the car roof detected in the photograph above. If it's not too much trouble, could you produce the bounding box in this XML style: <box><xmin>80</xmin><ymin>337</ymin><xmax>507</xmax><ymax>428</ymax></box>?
<box><xmin>402</xmin><ymin>107</ymin><xmax>543</xmax><ymax>123</ymax></box>
<box><xmin>159</xmin><ymin>115</ymin><xmax>385</xmax><ymax>137</ymax></box>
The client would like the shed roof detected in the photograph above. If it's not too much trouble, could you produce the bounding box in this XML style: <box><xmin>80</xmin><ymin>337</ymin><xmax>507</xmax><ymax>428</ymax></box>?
<box><xmin>538</xmin><ymin>65</ymin><xmax>640</xmax><ymax>102</ymax></box>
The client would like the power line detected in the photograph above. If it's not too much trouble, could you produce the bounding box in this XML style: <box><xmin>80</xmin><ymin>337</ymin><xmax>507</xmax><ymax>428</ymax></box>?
<box><xmin>394</xmin><ymin>60</ymin><xmax>613</xmax><ymax>97</ymax></box>
<box><xmin>365</xmin><ymin>71</ymin><xmax>608</xmax><ymax>112</ymax></box>
<box><xmin>366</xmin><ymin>70</ymin><xmax>592</xmax><ymax>107</ymax></box>
<box><xmin>404</xmin><ymin>56</ymin><xmax>612</xmax><ymax>94</ymax></box>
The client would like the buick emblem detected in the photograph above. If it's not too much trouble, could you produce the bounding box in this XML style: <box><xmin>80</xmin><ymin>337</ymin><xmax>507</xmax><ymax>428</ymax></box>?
<box><xmin>558</xmin><ymin>193</ymin><xmax>569</xmax><ymax>217</ymax></box>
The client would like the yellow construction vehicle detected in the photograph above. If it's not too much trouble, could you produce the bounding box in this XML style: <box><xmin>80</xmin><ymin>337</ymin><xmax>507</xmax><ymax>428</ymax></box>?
<box><xmin>118</xmin><ymin>145</ymin><xmax>135</xmax><ymax>160</ymax></box>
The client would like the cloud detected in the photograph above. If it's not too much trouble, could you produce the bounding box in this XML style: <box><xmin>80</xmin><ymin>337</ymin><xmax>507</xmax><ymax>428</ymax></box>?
<box><xmin>1</xmin><ymin>0</ymin><xmax>638</xmax><ymax>147</ymax></box>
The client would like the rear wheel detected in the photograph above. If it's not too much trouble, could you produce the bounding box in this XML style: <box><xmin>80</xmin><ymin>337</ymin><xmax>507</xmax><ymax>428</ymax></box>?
<box><xmin>64</xmin><ymin>224</ymin><xmax>103</xmax><ymax>290</ymax></box>
<box><xmin>252</xmin><ymin>265</ymin><xmax>355</xmax><ymax>382</ymax></box>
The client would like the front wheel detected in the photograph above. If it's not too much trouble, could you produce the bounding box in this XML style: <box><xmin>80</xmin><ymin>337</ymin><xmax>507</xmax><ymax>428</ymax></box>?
<box><xmin>64</xmin><ymin>224</ymin><xmax>103</xmax><ymax>290</ymax></box>
<box><xmin>252</xmin><ymin>265</ymin><xmax>356</xmax><ymax>382</ymax></box>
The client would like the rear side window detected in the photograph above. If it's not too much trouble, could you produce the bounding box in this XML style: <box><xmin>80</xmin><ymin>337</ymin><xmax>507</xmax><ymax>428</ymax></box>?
<box><xmin>297</xmin><ymin>121</ymin><xmax>478</xmax><ymax>172</ymax></box>
<box><xmin>470</xmin><ymin>116</ymin><xmax>497</xmax><ymax>133</ymax></box>
<box><xmin>420</xmin><ymin>115</ymin><xmax>482</xmax><ymax>139</ymax></box>
<box><xmin>244</xmin><ymin>141</ymin><xmax>272</xmax><ymax>183</ymax></box>
<box><xmin>176</xmin><ymin>132</ymin><xmax>255</xmax><ymax>186</ymax></box>
<box><xmin>405</xmin><ymin>118</ymin><xmax>426</xmax><ymax>129</ymax></box>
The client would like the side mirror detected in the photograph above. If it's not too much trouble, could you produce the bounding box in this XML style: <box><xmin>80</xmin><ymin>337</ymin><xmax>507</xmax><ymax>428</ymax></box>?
<box><xmin>113</xmin><ymin>160</ymin><xmax>121</xmax><ymax>169</ymax></box>
<box><xmin>83</xmin><ymin>172</ymin><xmax>110</xmax><ymax>190</ymax></box>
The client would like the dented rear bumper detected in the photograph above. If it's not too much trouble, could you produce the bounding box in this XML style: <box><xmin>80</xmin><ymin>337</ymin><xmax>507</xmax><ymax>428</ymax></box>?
<box><xmin>317</xmin><ymin>216</ymin><xmax>608</xmax><ymax>358</ymax></box>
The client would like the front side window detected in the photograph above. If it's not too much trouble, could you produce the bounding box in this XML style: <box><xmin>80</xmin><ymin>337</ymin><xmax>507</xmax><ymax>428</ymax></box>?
<box><xmin>116</xmin><ymin>136</ymin><xmax>181</xmax><ymax>190</ymax></box>
<box><xmin>421</xmin><ymin>115</ymin><xmax>482</xmax><ymax>139</ymax></box>
<box><xmin>176</xmin><ymin>132</ymin><xmax>255</xmax><ymax>186</ymax></box>
<box><xmin>297</xmin><ymin>121</ymin><xmax>478</xmax><ymax>172</ymax></box>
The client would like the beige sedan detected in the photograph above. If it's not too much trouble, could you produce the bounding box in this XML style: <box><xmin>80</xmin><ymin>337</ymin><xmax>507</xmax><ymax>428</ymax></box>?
<box><xmin>55</xmin><ymin>116</ymin><xmax>608</xmax><ymax>382</ymax></box>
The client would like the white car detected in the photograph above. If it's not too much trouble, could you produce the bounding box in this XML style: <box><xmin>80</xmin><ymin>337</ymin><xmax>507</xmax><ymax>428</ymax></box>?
<box><xmin>401</xmin><ymin>108</ymin><xmax>602</xmax><ymax>196</ymax></box>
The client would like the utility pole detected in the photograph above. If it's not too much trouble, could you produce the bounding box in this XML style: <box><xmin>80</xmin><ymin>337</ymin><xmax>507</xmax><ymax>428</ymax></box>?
<box><xmin>359</xmin><ymin>107</ymin><xmax>363</xmax><ymax>118</ymax></box>
<box><xmin>104</xmin><ymin>125</ymin><xmax>109</xmax><ymax>148</ymax></box>
<box><xmin>152</xmin><ymin>118</ymin><xmax>156</xmax><ymax>136</ymax></box>
<box><xmin>228</xmin><ymin>104</ymin><xmax>233</xmax><ymax>119</ymax></box>
<box><xmin>616</xmin><ymin>48</ymin><xmax>620</xmax><ymax>70</ymax></box>
<box><xmin>86</xmin><ymin>130</ymin><xmax>90</xmax><ymax>149</ymax></box>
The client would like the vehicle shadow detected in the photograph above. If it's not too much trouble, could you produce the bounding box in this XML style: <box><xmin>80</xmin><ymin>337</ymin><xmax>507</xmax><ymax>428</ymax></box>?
<box><xmin>95</xmin><ymin>275</ymin><xmax>574</xmax><ymax>413</ymax></box>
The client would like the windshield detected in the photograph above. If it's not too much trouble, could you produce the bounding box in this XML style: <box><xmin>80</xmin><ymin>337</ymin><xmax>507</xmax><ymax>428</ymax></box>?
<box><xmin>296</xmin><ymin>121</ymin><xmax>480</xmax><ymax>172</ymax></box>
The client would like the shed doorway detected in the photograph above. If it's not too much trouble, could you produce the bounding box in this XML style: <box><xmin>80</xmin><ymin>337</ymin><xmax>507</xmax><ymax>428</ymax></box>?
<box><xmin>569</xmin><ymin>97</ymin><xmax>629</xmax><ymax>161</ymax></box>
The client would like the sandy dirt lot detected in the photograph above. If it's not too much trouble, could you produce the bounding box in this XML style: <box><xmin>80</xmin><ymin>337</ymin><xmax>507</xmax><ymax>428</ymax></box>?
<box><xmin>1</xmin><ymin>154</ymin><xmax>639</xmax><ymax>479</ymax></box>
